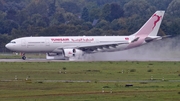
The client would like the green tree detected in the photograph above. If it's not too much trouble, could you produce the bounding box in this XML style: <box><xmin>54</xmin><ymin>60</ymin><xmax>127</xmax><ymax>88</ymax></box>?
<box><xmin>95</xmin><ymin>0</ymin><xmax>122</xmax><ymax>6</ymax></box>
<box><xmin>16</xmin><ymin>10</ymin><xmax>29</xmax><ymax>25</ymax></box>
<box><xmin>81</xmin><ymin>7</ymin><xmax>89</xmax><ymax>22</ymax></box>
<box><xmin>67</xmin><ymin>19</ymin><xmax>83</xmax><ymax>26</ymax></box>
<box><xmin>6</xmin><ymin>9</ymin><xmax>17</xmax><ymax>21</ymax></box>
<box><xmin>82</xmin><ymin>22</ymin><xmax>93</xmax><ymax>31</ymax></box>
<box><xmin>0</xmin><ymin>34</ymin><xmax>12</xmax><ymax>50</ymax></box>
<box><xmin>89</xmin><ymin>8</ymin><xmax>100</xmax><ymax>21</ymax></box>
<box><xmin>4</xmin><ymin>0</ymin><xmax>29</xmax><ymax>3</ymax></box>
<box><xmin>95</xmin><ymin>20</ymin><xmax>110</xmax><ymax>30</ymax></box>
<box><xmin>64</xmin><ymin>12</ymin><xmax>76</xmax><ymax>22</ymax></box>
<box><xmin>11</xmin><ymin>29</ymin><xmax>28</xmax><ymax>38</ymax></box>
<box><xmin>101</xmin><ymin>4</ymin><xmax>111</xmax><ymax>21</ymax></box>
<box><xmin>31</xmin><ymin>14</ymin><xmax>47</xmax><ymax>27</ymax></box>
<box><xmin>0</xmin><ymin>11</ymin><xmax>6</xmax><ymax>21</ymax></box>
<box><xmin>88</xmin><ymin>28</ymin><xmax>103</xmax><ymax>35</ymax></box>
<box><xmin>0</xmin><ymin>1</ymin><xmax>3</xmax><ymax>11</ymax></box>
<box><xmin>1</xmin><ymin>20</ymin><xmax>19</xmax><ymax>34</ymax></box>
<box><xmin>109</xmin><ymin>3</ymin><xmax>124</xmax><ymax>21</ymax></box>
<box><xmin>50</xmin><ymin>13</ymin><xmax>65</xmax><ymax>25</ymax></box>
<box><xmin>60</xmin><ymin>1</ymin><xmax>80</xmax><ymax>14</ymax></box>
<box><xmin>25</xmin><ymin>26</ymin><xmax>43</xmax><ymax>36</ymax></box>
<box><xmin>56</xmin><ymin>13</ymin><xmax>65</xmax><ymax>24</ymax></box>
<box><xmin>39</xmin><ymin>26</ymin><xmax>60</xmax><ymax>36</ymax></box>
<box><xmin>27</xmin><ymin>14</ymin><xmax>49</xmax><ymax>27</ymax></box>
<box><xmin>48</xmin><ymin>0</ymin><xmax>56</xmax><ymax>16</ymax></box>
<box><xmin>25</xmin><ymin>0</ymin><xmax>48</xmax><ymax>16</ymax></box>
<box><xmin>111</xmin><ymin>19</ymin><xmax>121</xmax><ymax>31</ymax></box>
<box><xmin>124</xmin><ymin>0</ymin><xmax>155</xmax><ymax>17</ymax></box>
<box><xmin>148</xmin><ymin>0</ymin><xmax>172</xmax><ymax>10</ymax></box>
<box><xmin>167</xmin><ymin>0</ymin><xmax>180</xmax><ymax>17</ymax></box>
<box><xmin>167</xmin><ymin>18</ymin><xmax>180</xmax><ymax>36</ymax></box>
<box><xmin>101</xmin><ymin>3</ymin><xmax>124</xmax><ymax>22</ymax></box>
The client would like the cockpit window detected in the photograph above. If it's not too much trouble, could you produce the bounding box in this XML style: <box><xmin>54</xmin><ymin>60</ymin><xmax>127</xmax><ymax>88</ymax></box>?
<box><xmin>10</xmin><ymin>41</ymin><xmax>16</xmax><ymax>43</ymax></box>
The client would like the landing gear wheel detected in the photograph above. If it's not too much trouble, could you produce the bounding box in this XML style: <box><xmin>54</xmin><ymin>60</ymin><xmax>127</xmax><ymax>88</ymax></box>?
<box><xmin>22</xmin><ymin>56</ymin><xmax>26</xmax><ymax>60</ymax></box>
<box><xmin>21</xmin><ymin>53</ymin><xmax>26</xmax><ymax>60</ymax></box>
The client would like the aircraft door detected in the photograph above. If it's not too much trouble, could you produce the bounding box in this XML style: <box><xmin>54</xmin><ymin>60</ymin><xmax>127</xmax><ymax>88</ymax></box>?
<box><xmin>95</xmin><ymin>39</ymin><xmax>100</xmax><ymax>43</ymax></box>
<box><xmin>45</xmin><ymin>39</ymin><xmax>50</xmax><ymax>46</ymax></box>
<box><xmin>21</xmin><ymin>39</ymin><xmax>26</xmax><ymax>47</ymax></box>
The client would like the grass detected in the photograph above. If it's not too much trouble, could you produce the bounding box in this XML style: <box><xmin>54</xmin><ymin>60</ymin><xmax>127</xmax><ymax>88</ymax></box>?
<box><xmin>0</xmin><ymin>53</ymin><xmax>45</xmax><ymax>59</ymax></box>
<box><xmin>0</xmin><ymin>61</ymin><xmax>180</xmax><ymax>101</ymax></box>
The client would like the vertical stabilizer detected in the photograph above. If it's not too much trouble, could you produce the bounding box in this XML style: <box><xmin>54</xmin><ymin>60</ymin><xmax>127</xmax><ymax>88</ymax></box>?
<box><xmin>131</xmin><ymin>11</ymin><xmax>165</xmax><ymax>37</ymax></box>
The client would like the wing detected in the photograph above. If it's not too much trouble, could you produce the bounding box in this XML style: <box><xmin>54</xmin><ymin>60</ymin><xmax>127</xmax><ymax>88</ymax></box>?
<box><xmin>61</xmin><ymin>41</ymin><xmax>130</xmax><ymax>52</ymax></box>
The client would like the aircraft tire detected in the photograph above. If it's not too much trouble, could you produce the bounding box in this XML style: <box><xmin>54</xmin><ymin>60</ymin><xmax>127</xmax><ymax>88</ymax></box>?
<box><xmin>22</xmin><ymin>56</ymin><xmax>26</xmax><ymax>60</ymax></box>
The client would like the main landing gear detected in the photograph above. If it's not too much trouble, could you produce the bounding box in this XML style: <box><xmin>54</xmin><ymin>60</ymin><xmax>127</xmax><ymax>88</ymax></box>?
<box><xmin>21</xmin><ymin>53</ymin><xmax>26</xmax><ymax>60</ymax></box>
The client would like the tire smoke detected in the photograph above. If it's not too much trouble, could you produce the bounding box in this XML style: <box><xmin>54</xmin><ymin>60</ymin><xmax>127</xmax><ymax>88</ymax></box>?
<box><xmin>84</xmin><ymin>36</ymin><xmax>180</xmax><ymax>61</ymax></box>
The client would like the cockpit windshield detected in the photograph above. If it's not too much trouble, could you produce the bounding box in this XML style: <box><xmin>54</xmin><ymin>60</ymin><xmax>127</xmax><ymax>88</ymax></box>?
<box><xmin>10</xmin><ymin>41</ymin><xmax>16</xmax><ymax>43</ymax></box>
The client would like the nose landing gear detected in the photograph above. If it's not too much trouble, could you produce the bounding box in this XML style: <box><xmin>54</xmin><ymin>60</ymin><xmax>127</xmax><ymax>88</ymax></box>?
<box><xmin>21</xmin><ymin>53</ymin><xmax>26</xmax><ymax>60</ymax></box>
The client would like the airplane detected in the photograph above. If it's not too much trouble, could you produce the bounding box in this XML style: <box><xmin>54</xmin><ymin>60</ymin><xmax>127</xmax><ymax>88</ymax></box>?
<box><xmin>6</xmin><ymin>11</ymin><xmax>166</xmax><ymax>60</ymax></box>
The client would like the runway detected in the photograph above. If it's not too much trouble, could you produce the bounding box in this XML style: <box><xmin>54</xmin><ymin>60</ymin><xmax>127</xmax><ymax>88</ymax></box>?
<box><xmin>0</xmin><ymin>58</ymin><xmax>180</xmax><ymax>62</ymax></box>
<box><xmin>0</xmin><ymin>59</ymin><xmax>51</xmax><ymax>62</ymax></box>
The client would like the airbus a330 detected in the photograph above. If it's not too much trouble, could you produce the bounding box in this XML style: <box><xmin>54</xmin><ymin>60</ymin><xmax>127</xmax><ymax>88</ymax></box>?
<box><xmin>6</xmin><ymin>11</ymin><xmax>166</xmax><ymax>60</ymax></box>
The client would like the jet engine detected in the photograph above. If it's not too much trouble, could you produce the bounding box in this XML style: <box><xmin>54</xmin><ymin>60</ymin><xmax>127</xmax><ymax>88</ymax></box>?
<box><xmin>63</xmin><ymin>49</ymin><xmax>84</xmax><ymax>59</ymax></box>
<box><xmin>46</xmin><ymin>52</ymin><xmax>65</xmax><ymax>60</ymax></box>
<box><xmin>46</xmin><ymin>49</ymin><xmax>84</xmax><ymax>60</ymax></box>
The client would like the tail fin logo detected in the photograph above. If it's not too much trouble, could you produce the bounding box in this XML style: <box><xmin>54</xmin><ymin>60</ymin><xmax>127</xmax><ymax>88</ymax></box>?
<box><xmin>152</xmin><ymin>14</ymin><xmax>162</xmax><ymax>29</ymax></box>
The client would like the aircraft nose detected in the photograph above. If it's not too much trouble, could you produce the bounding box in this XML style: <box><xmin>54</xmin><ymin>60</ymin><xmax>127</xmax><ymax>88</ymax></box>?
<box><xmin>5</xmin><ymin>44</ymin><xmax>11</xmax><ymax>49</ymax></box>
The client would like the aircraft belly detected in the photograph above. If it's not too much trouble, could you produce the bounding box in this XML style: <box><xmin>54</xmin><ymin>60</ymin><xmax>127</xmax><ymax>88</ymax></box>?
<box><xmin>19</xmin><ymin>45</ymin><xmax>53</xmax><ymax>52</ymax></box>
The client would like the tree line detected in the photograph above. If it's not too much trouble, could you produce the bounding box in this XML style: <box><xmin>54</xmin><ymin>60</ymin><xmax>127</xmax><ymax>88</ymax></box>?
<box><xmin>0</xmin><ymin>0</ymin><xmax>180</xmax><ymax>48</ymax></box>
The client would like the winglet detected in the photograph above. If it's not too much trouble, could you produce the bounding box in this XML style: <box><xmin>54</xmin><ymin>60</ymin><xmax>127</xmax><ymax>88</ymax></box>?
<box><xmin>131</xmin><ymin>11</ymin><xmax>165</xmax><ymax>37</ymax></box>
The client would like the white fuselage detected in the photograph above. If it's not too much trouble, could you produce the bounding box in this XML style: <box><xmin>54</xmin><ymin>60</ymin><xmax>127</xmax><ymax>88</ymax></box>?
<box><xmin>6</xmin><ymin>36</ymin><xmax>138</xmax><ymax>53</ymax></box>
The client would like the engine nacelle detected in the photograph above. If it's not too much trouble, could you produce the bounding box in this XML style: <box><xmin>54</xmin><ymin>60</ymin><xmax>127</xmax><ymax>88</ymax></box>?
<box><xmin>63</xmin><ymin>49</ymin><xmax>84</xmax><ymax>59</ymax></box>
<box><xmin>46</xmin><ymin>52</ymin><xmax>66</xmax><ymax>60</ymax></box>
<box><xmin>46</xmin><ymin>49</ymin><xmax>84</xmax><ymax>60</ymax></box>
